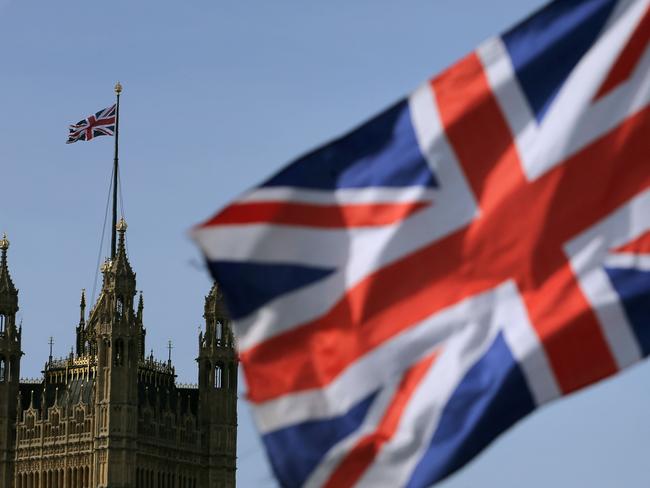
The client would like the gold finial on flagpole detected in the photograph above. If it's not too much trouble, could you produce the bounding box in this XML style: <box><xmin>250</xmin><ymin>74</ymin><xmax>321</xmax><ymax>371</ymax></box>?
<box><xmin>114</xmin><ymin>81</ymin><xmax>123</xmax><ymax>94</ymax></box>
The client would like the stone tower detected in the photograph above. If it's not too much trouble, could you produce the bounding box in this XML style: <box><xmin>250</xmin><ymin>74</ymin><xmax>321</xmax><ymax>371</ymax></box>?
<box><xmin>88</xmin><ymin>218</ymin><xmax>142</xmax><ymax>487</ymax></box>
<box><xmin>0</xmin><ymin>234</ymin><xmax>21</xmax><ymax>488</ymax></box>
<box><xmin>198</xmin><ymin>283</ymin><xmax>238</xmax><ymax>487</ymax></box>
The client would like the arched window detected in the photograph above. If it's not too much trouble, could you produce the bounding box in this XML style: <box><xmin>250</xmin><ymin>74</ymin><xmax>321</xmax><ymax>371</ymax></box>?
<box><xmin>116</xmin><ymin>296</ymin><xmax>124</xmax><ymax>319</ymax></box>
<box><xmin>216</xmin><ymin>321</ymin><xmax>223</xmax><ymax>343</ymax></box>
<box><xmin>214</xmin><ymin>363</ymin><xmax>224</xmax><ymax>389</ymax></box>
<box><xmin>0</xmin><ymin>314</ymin><xmax>5</xmax><ymax>333</ymax></box>
<box><xmin>76</xmin><ymin>408</ymin><xmax>85</xmax><ymax>428</ymax></box>
<box><xmin>0</xmin><ymin>356</ymin><xmax>5</xmax><ymax>383</ymax></box>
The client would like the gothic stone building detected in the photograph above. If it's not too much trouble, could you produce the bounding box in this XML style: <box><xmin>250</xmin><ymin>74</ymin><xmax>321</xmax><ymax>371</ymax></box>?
<box><xmin>0</xmin><ymin>221</ymin><xmax>238</xmax><ymax>488</ymax></box>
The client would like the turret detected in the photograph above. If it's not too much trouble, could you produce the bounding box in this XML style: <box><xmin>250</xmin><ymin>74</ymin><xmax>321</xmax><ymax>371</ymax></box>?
<box><xmin>198</xmin><ymin>282</ymin><xmax>238</xmax><ymax>487</ymax></box>
<box><xmin>0</xmin><ymin>234</ymin><xmax>22</xmax><ymax>487</ymax></box>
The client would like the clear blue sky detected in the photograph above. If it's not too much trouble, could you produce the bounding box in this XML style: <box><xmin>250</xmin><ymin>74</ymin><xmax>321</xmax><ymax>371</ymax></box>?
<box><xmin>1</xmin><ymin>1</ymin><xmax>648</xmax><ymax>486</ymax></box>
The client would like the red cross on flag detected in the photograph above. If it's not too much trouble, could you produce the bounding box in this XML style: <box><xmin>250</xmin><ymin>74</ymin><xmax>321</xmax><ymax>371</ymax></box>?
<box><xmin>66</xmin><ymin>104</ymin><xmax>116</xmax><ymax>144</ymax></box>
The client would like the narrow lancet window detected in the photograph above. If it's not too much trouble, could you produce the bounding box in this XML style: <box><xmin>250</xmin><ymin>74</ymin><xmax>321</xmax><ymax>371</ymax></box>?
<box><xmin>214</xmin><ymin>363</ymin><xmax>223</xmax><ymax>389</ymax></box>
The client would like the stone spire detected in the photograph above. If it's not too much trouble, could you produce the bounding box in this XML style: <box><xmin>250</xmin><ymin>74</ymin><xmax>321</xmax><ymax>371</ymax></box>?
<box><xmin>137</xmin><ymin>291</ymin><xmax>144</xmax><ymax>322</ymax></box>
<box><xmin>0</xmin><ymin>234</ymin><xmax>18</xmax><ymax>318</ymax></box>
<box><xmin>110</xmin><ymin>218</ymin><xmax>136</xmax><ymax>298</ymax></box>
<box><xmin>76</xmin><ymin>289</ymin><xmax>87</xmax><ymax>356</ymax></box>
<box><xmin>137</xmin><ymin>291</ymin><xmax>146</xmax><ymax>361</ymax></box>
<box><xmin>79</xmin><ymin>289</ymin><xmax>86</xmax><ymax>325</ymax></box>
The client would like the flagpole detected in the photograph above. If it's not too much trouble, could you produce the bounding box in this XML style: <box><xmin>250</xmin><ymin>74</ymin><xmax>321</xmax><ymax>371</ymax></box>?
<box><xmin>111</xmin><ymin>81</ymin><xmax>122</xmax><ymax>259</ymax></box>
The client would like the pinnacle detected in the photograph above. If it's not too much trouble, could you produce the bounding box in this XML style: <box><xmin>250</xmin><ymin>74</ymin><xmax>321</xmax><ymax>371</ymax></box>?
<box><xmin>116</xmin><ymin>217</ymin><xmax>128</xmax><ymax>233</ymax></box>
<box><xmin>207</xmin><ymin>282</ymin><xmax>223</xmax><ymax>301</ymax></box>
<box><xmin>114</xmin><ymin>219</ymin><xmax>133</xmax><ymax>273</ymax></box>
<box><xmin>106</xmin><ymin>218</ymin><xmax>136</xmax><ymax>295</ymax></box>
<box><xmin>0</xmin><ymin>232</ymin><xmax>18</xmax><ymax>313</ymax></box>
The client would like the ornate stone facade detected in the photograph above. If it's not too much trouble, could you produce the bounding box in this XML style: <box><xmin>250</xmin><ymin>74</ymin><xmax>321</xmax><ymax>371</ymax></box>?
<box><xmin>0</xmin><ymin>223</ymin><xmax>238</xmax><ymax>487</ymax></box>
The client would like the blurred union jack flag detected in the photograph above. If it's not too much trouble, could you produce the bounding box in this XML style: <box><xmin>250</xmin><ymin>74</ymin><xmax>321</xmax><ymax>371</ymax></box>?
<box><xmin>66</xmin><ymin>104</ymin><xmax>116</xmax><ymax>144</ymax></box>
<box><xmin>193</xmin><ymin>0</ymin><xmax>650</xmax><ymax>486</ymax></box>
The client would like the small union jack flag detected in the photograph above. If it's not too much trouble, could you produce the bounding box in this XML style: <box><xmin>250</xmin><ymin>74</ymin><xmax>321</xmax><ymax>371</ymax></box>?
<box><xmin>66</xmin><ymin>104</ymin><xmax>116</xmax><ymax>144</ymax></box>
